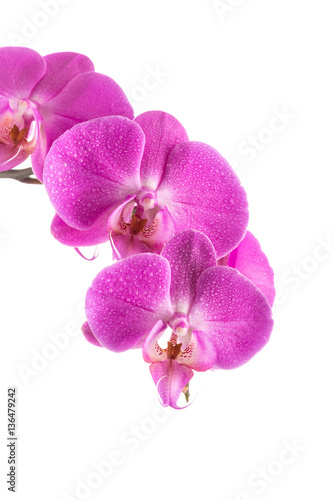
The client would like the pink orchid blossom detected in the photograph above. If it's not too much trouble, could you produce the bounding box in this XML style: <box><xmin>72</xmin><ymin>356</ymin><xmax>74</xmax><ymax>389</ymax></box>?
<box><xmin>43</xmin><ymin>111</ymin><xmax>249</xmax><ymax>260</ymax></box>
<box><xmin>218</xmin><ymin>231</ymin><xmax>275</xmax><ymax>307</ymax></box>
<box><xmin>83</xmin><ymin>230</ymin><xmax>274</xmax><ymax>408</ymax></box>
<box><xmin>0</xmin><ymin>47</ymin><xmax>133</xmax><ymax>180</ymax></box>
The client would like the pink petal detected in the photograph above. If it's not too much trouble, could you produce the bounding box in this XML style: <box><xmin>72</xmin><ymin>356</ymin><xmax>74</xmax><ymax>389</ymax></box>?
<box><xmin>189</xmin><ymin>266</ymin><xmax>273</xmax><ymax>369</ymax></box>
<box><xmin>161</xmin><ymin>229</ymin><xmax>217</xmax><ymax>313</ymax></box>
<box><xmin>0</xmin><ymin>47</ymin><xmax>46</xmax><ymax>99</ymax></box>
<box><xmin>31</xmin><ymin>113</ymin><xmax>76</xmax><ymax>181</ymax></box>
<box><xmin>157</xmin><ymin>141</ymin><xmax>249</xmax><ymax>259</ymax></box>
<box><xmin>225</xmin><ymin>231</ymin><xmax>275</xmax><ymax>307</ymax></box>
<box><xmin>40</xmin><ymin>71</ymin><xmax>133</xmax><ymax>122</ymax></box>
<box><xmin>0</xmin><ymin>144</ymin><xmax>29</xmax><ymax>171</ymax></box>
<box><xmin>142</xmin><ymin>320</ymin><xmax>168</xmax><ymax>363</ymax></box>
<box><xmin>0</xmin><ymin>97</ymin><xmax>10</xmax><ymax>119</ymax></box>
<box><xmin>43</xmin><ymin>116</ymin><xmax>144</xmax><ymax>230</ymax></box>
<box><xmin>74</xmin><ymin>247</ymin><xmax>99</xmax><ymax>261</ymax></box>
<box><xmin>134</xmin><ymin>111</ymin><xmax>188</xmax><ymax>190</ymax></box>
<box><xmin>85</xmin><ymin>254</ymin><xmax>173</xmax><ymax>352</ymax></box>
<box><xmin>139</xmin><ymin>206</ymin><xmax>176</xmax><ymax>253</ymax></box>
<box><xmin>110</xmin><ymin>233</ymin><xmax>152</xmax><ymax>259</ymax></box>
<box><xmin>178</xmin><ymin>330</ymin><xmax>217</xmax><ymax>371</ymax></box>
<box><xmin>30</xmin><ymin>52</ymin><xmax>94</xmax><ymax>103</ymax></box>
<box><xmin>51</xmin><ymin>211</ymin><xmax>111</xmax><ymax>247</ymax></box>
<box><xmin>81</xmin><ymin>321</ymin><xmax>102</xmax><ymax>347</ymax></box>
<box><xmin>149</xmin><ymin>360</ymin><xmax>193</xmax><ymax>409</ymax></box>
<box><xmin>33</xmin><ymin>72</ymin><xmax>134</xmax><ymax>180</ymax></box>
<box><xmin>107</xmin><ymin>195</ymin><xmax>137</xmax><ymax>235</ymax></box>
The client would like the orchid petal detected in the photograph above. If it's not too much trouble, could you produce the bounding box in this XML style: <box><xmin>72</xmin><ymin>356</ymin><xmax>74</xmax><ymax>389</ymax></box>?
<box><xmin>157</xmin><ymin>141</ymin><xmax>249</xmax><ymax>259</ymax></box>
<box><xmin>149</xmin><ymin>359</ymin><xmax>193</xmax><ymax>409</ymax></box>
<box><xmin>189</xmin><ymin>266</ymin><xmax>273</xmax><ymax>369</ymax></box>
<box><xmin>110</xmin><ymin>233</ymin><xmax>152</xmax><ymax>259</ymax></box>
<box><xmin>139</xmin><ymin>206</ymin><xmax>176</xmax><ymax>253</ymax></box>
<box><xmin>33</xmin><ymin>72</ymin><xmax>134</xmax><ymax>180</ymax></box>
<box><xmin>142</xmin><ymin>320</ymin><xmax>168</xmax><ymax>363</ymax></box>
<box><xmin>81</xmin><ymin>321</ymin><xmax>102</xmax><ymax>347</ymax></box>
<box><xmin>161</xmin><ymin>229</ymin><xmax>217</xmax><ymax>314</ymax></box>
<box><xmin>85</xmin><ymin>254</ymin><xmax>173</xmax><ymax>352</ymax></box>
<box><xmin>44</xmin><ymin>116</ymin><xmax>144</xmax><ymax>230</ymax></box>
<box><xmin>225</xmin><ymin>231</ymin><xmax>275</xmax><ymax>307</ymax></box>
<box><xmin>0</xmin><ymin>47</ymin><xmax>46</xmax><ymax>99</ymax></box>
<box><xmin>134</xmin><ymin>111</ymin><xmax>188</xmax><ymax>190</ymax></box>
<box><xmin>74</xmin><ymin>246</ymin><xmax>99</xmax><ymax>261</ymax></box>
<box><xmin>178</xmin><ymin>330</ymin><xmax>217</xmax><ymax>371</ymax></box>
<box><xmin>0</xmin><ymin>143</ymin><xmax>29</xmax><ymax>171</ymax></box>
<box><xmin>51</xmin><ymin>211</ymin><xmax>111</xmax><ymax>247</ymax></box>
<box><xmin>107</xmin><ymin>194</ymin><xmax>137</xmax><ymax>235</ymax></box>
<box><xmin>30</xmin><ymin>52</ymin><xmax>94</xmax><ymax>103</ymax></box>
<box><xmin>40</xmin><ymin>71</ymin><xmax>133</xmax><ymax>122</ymax></box>
<box><xmin>0</xmin><ymin>97</ymin><xmax>10</xmax><ymax>114</ymax></box>
<box><xmin>31</xmin><ymin>113</ymin><xmax>76</xmax><ymax>181</ymax></box>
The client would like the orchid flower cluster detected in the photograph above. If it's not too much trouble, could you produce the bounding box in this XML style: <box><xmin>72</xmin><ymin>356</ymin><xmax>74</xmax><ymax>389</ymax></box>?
<box><xmin>1</xmin><ymin>47</ymin><xmax>275</xmax><ymax>409</ymax></box>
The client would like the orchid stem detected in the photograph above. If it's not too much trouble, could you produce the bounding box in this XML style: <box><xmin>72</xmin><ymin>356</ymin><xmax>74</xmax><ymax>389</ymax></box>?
<box><xmin>0</xmin><ymin>167</ymin><xmax>42</xmax><ymax>184</ymax></box>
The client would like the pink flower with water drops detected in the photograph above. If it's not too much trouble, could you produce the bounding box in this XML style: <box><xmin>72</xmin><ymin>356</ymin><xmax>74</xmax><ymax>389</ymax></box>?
<box><xmin>82</xmin><ymin>230</ymin><xmax>274</xmax><ymax>408</ymax></box>
<box><xmin>0</xmin><ymin>46</ymin><xmax>133</xmax><ymax>180</ymax></box>
<box><xmin>218</xmin><ymin>231</ymin><xmax>275</xmax><ymax>307</ymax></box>
<box><xmin>44</xmin><ymin>111</ymin><xmax>249</xmax><ymax>260</ymax></box>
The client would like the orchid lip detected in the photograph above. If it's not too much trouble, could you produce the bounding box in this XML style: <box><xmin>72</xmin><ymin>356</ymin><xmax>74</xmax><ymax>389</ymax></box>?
<box><xmin>108</xmin><ymin>193</ymin><xmax>175</xmax><ymax>258</ymax></box>
<box><xmin>0</xmin><ymin>98</ymin><xmax>39</xmax><ymax>153</ymax></box>
<box><xmin>166</xmin><ymin>341</ymin><xmax>183</xmax><ymax>360</ymax></box>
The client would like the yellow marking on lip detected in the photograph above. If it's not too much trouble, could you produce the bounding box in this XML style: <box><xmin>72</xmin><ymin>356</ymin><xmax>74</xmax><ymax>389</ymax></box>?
<box><xmin>10</xmin><ymin>125</ymin><xmax>28</xmax><ymax>145</ymax></box>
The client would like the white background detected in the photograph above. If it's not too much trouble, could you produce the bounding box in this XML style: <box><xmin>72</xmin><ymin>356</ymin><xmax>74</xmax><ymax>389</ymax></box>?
<box><xmin>1</xmin><ymin>1</ymin><xmax>332</xmax><ymax>499</ymax></box>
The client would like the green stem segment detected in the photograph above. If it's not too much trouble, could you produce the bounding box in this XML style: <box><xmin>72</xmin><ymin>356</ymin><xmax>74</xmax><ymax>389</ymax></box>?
<box><xmin>0</xmin><ymin>167</ymin><xmax>42</xmax><ymax>185</ymax></box>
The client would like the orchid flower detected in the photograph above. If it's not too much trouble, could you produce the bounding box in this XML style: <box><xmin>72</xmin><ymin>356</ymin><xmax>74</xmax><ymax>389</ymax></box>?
<box><xmin>43</xmin><ymin>111</ymin><xmax>249</xmax><ymax>260</ymax></box>
<box><xmin>83</xmin><ymin>230</ymin><xmax>274</xmax><ymax>408</ymax></box>
<box><xmin>0</xmin><ymin>47</ymin><xmax>133</xmax><ymax>180</ymax></box>
<box><xmin>218</xmin><ymin>231</ymin><xmax>275</xmax><ymax>307</ymax></box>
